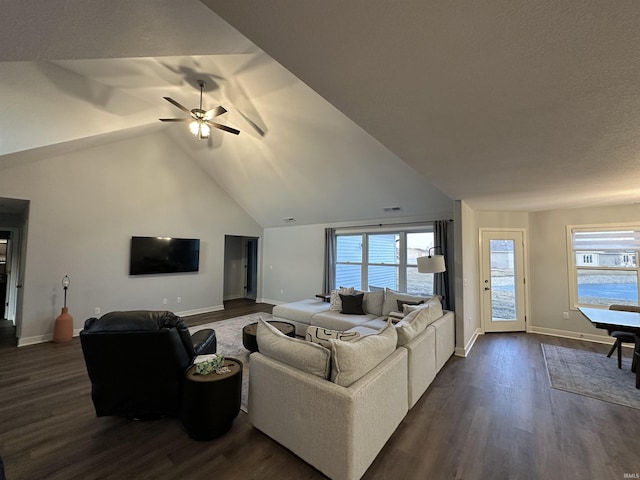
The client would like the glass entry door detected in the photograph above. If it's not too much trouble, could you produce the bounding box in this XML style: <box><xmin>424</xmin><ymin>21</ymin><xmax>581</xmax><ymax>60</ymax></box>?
<box><xmin>481</xmin><ymin>230</ymin><xmax>527</xmax><ymax>332</ymax></box>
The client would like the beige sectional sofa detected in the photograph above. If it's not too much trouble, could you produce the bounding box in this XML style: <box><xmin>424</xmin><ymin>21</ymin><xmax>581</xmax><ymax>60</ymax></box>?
<box><xmin>272</xmin><ymin>288</ymin><xmax>438</xmax><ymax>336</ymax></box>
<box><xmin>248</xmin><ymin>289</ymin><xmax>455</xmax><ymax>480</ymax></box>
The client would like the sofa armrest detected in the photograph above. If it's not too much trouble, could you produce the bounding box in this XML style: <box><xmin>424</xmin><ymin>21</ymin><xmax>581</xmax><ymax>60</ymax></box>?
<box><xmin>191</xmin><ymin>328</ymin><xmax>216</xmax><ymax>355</ymax></box>
<box><xmin>248</xmin><ymin>348</ymin><xmax>408</xmax><ymax>480</ymax></box>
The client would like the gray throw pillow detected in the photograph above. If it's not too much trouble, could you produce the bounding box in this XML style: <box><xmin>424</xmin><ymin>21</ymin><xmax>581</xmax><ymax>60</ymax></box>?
<box><xmin>330</xmin><ymin>320</ymin><xmax>398</xmax><ymax>387</ymax></box>
<box><xmin>257</xmin><ymin>318</ymin><xmax>331</xmax><ymax>379</ymax></box>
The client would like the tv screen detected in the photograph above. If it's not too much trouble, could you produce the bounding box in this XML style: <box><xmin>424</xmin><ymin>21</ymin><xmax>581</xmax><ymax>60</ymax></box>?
<box><xmin>129</xmin><ymin>237</ymin><xmax>200</xmax><ymax>275</ymax></box>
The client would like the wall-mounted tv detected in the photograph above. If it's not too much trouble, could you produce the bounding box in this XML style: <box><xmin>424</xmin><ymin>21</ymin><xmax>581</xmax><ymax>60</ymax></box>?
<box><xmin>129</xmin><ymin>236</ymin><xmax>200</xmax><ymax>275</ymax></box>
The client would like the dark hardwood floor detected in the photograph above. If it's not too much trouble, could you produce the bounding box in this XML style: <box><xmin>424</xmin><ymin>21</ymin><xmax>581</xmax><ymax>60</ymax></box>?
<box><xmin>184</xmin><ymin>299</ymin><xmax>274</xmax><ymax>328</ymax></box>
<box><xmin>0</xmin><ymin>319</ymin><xmax>16</xmax><ymax>347</ymax></box>
<box><xmin>1</xmin><ymin>302</ymin><xmax>639</xmax><ymax>479</ymax></box>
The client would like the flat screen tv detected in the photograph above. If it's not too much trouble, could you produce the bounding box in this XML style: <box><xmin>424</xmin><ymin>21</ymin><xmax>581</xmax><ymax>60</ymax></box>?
<box><xmin>129</xmin><ymin>236</ymin><xmax>200</xmax><ymax>275</ymax></box>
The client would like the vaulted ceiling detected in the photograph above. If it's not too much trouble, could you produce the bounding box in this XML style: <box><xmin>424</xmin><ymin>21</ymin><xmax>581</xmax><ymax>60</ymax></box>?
<box><xmin>2</xmin><ymin>1</ymin><xmax>640</xmax><ymax>226</ymax></box>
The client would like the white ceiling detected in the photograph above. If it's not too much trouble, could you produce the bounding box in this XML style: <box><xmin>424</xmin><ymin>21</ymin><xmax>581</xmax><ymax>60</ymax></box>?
<box><xmin>2</xmin><ymin>1</ymin><xmax>640</xmax><ymax>226</ymax></box>
<box><xmin>205</xmin><ymin>0</ymin><xmax>640</xmax><ymax>212</ymax></box>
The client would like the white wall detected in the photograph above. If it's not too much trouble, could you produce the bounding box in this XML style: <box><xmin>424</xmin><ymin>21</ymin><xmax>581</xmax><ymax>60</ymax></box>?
<box><xmin>529</xmin><ymin>204</ymin><xmax>640</xmax><ymax>340</ymax></box>
<box><xmin>455</xmin><ymin>201</ymin><xmax>481</xmax><ymax>353</ymax></box>
<box><xmin>262</xmin><ymin>224</ymin><xmax>326</xmax><ymax>304</ymax></box>
<box><xmin>261</xmin><ymin>213</ymin><xmax>456</xmax><ymax>305</ymax></box>
<box><xmin>0</xmin><ymin>132</ymin><xmax>262</xmax><ymax>344</ymax></box>
<box><xmin>461</xmin><ymin>204</ymin><xmax>640</xmax><ymax>343</ymax></box>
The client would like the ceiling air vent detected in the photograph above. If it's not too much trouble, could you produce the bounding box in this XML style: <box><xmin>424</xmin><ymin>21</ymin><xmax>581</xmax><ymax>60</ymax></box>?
<box><xmin>282</xmin><ymin>217</ymin><xmax>296</xmax><ymax>223</ymax></box>
<box><xmin>383</xmin><ymin>206</ymin><xmax>402</xmax><ymax>212</ymax></box>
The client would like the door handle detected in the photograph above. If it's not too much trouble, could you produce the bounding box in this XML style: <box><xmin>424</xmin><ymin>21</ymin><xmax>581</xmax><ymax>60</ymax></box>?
<box><xmin>484</xmin><ymin>287</ymin><xmax>490</xmax><ymax>291</ymax></box>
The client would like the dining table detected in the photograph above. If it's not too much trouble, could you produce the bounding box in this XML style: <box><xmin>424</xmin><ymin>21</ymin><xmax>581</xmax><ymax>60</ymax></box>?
<box><xmin>578</xmin><ymin>306</ymin><xmax>640</xmax><ymax>388</ymax></box>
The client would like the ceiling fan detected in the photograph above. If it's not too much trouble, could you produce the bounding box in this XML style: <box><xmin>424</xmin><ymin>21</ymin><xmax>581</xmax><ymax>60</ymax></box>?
<box><xmin>159</xmin><ymin>79</ymin><xmax>240</xmax><ymax>138</ymax></box>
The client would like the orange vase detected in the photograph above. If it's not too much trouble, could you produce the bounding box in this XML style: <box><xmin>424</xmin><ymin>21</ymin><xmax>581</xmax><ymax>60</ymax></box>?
<box><xmin>53</xmin><ymin>307</ymin><xmax>73</xmax><ymax>343</ymax></box>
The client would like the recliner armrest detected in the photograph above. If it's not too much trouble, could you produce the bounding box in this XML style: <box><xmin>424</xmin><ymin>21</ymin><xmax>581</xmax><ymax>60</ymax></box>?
<box><xmin>191</xmin><ymin>328</ymin><xmax>217</xmax><ymax>355</ymax></box>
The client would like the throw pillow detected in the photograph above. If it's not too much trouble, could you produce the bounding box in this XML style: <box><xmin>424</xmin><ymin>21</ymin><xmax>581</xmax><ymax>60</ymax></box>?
<box><xmin>404</xmin><ymin>297</ymin><xmax>443</xmax><ymax>318</ymax></box>
<box><xmin>305</xmin><ymin>326</ymin><xmax>360</xmax><ymax>348</ymax></box>
<box><xmin>382</xmin><ymin>288</ymin><xmax>431</xmax><ymax>316</ymax></box>
<box><xmin>340</xmin><ymin>293</ymin><xmax>366</xmax><ymax>315</ymax></box>
<box><xmin>395</xmin><ymin>297</ymin><xmax>445</xmax><ymax>345</ymax></box>
<box><xmin>397</xmin><ymin>299</ymin><xmax>424</xmax><ymax>312</ymax></box>
<box><xmin>362</xmin><ymin>290</ymin><xmax>384</xmax><ymax>316</ymax></box>
<box><xmin>330</xmin><ymin>286</ymin><xmax>356</xmax><ymax>311</ymax></box>
<box><xmin>256</xmin><ymin>318</ymin><xmax>331</xmax><ymax>379</ymax></box>
<box><xmin>330</xmin><ymin>319</ymin><xmax>398</xmax><ymax>387</ymax></box>
<box><xmin>395</xmin><ymin>303</ymin><xmax>432</xmax><ymax>346</ymax></box>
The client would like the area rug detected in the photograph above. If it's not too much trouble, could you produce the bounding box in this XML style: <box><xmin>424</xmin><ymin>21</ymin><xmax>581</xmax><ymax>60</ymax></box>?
<box><xmin>189</xmin><ymin>312</ymin><xmax>273</xmax><ymax>413</ymax></box>
<box><xmin>541</xmin><ymin>343</ymin><xmax>640</xmax><ymax>410</ymax></box>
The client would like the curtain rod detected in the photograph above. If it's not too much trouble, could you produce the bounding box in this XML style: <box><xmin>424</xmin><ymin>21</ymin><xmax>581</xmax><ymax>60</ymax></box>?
<box><xmin>333</xmin><ymin>219</ymin><xmax>453</xmax><ymax>231</ymax></box>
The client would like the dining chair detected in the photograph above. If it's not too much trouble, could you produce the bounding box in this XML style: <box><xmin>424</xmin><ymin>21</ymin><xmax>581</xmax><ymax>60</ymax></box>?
<box><xmin>607</xmin><ymin>304</ymin><xmax>639</xmax><ymax>369</ymax></box>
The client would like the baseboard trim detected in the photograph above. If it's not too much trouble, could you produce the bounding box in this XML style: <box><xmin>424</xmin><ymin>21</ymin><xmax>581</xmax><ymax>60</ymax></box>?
<box><xmin>260</xmin><ymin>298</ymin><xmax>287</xmax><ymax>306</ymax></box>
<box><xmin>455</xmin><ymin>328</ymin><xmax>482</xmax><ymax>357</ymax></box>
<box><xmin>528</xmin><ymin>325</ymin><xmax>614</xmax><ymax>345</ymax></box>
<box><xmin>176</xmin><ymin>305</ymin><xmax>224</xmax><ymax>317</ymax></box>
<box><xmin>18</xmin><ymin>334</ymin><xmax>53</xmax><ymax>346</ymax></box>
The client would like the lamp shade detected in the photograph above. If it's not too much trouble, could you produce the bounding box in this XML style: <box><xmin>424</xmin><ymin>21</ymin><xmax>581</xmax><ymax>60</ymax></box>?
<box><xmin>417</xmin><ymin>255</ymin><xmax>446</xmax><ymax>273</ymax></box>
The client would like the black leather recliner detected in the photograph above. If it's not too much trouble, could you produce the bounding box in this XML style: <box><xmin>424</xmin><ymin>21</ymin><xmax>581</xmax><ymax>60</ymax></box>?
<box><xmin>80</xmin><ymin>310</ymin><xmax>216</xmax><ymax>419</ymax></box>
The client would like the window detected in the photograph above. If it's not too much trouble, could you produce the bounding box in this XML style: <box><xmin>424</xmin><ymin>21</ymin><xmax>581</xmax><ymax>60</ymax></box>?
<box><xmin>568</xmin><ymin>226</ymin><xmax>640</xmax><ymax>307</ymax></box>
<box><xmin>335</xmin><ymin>228</ymin><xmax>434</xmax><ymax>296</ymax></box>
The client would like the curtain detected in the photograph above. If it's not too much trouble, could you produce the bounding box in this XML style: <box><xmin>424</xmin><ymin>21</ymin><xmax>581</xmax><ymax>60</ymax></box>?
<box><xmin>433</xmin><ymin>220</ymin><xmax>454</xmax><ymax>310</ymax></box>
<box><xmin>323</xmin><ymin>228</ymin><xmax>336</xmax><ymax>294</ymax></box>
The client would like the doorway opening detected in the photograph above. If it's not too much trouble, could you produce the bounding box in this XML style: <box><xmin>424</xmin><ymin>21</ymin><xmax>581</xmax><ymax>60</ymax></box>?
<box><xmin>0</xmin><ymin>197</ymin><xmax>30</xmax><ymax>347</ymax></box>
<box><xmin>223</xmin><ymin>235</ymin><xmax>259</xmax><ymax>305</ymax></box>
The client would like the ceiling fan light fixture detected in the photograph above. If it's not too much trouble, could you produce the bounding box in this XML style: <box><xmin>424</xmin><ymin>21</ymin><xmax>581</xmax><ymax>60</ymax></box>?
<box><xmin>190</xmin><ymin>119</ymin><xmax>210</xmax><ymax>139</ymax></box>
<box><xmin>159</xmin><ymin>79</ymin><xmax>239</xmax><ymax>138</ymax></box>
<box><xmin>189</xmin><ymin>120</ymin><xmax>200</xmax><ymax>136</ymax></box>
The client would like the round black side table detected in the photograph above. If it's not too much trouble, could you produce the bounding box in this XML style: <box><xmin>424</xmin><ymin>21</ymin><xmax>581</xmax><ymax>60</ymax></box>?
<box><xmin>181</xmin><ymin>357</ymin><xmax>243</xmax><ymax>441</ymax></box>
<box><xmin>242</xmin><ymin>320</ymin><xmax>296</xmax><ymax>352</ymax></box>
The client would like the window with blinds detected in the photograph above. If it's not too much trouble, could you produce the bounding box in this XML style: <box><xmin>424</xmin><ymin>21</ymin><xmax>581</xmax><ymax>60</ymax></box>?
<box><xmin>568</xmin><ymin>226</ymin><xmax>640</xmax><ymax>307</ymax></box>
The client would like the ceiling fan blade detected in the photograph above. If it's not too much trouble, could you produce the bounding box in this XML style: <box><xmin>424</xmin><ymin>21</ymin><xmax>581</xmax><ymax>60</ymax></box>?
<box><xmin>204</xmin><ymin>106</ymin><xmax>227</xmax><ymax>120</ymax></box>
<box><xmin>205</xmin><ymin>120</ymin><xmax>240</xmax><ymax>135</ymax></box>
<box><xmin>159</xmin><ymin>118</ymin><xmax>190</xmax><ymax>122</ymax></box>
<box><xmin>163</xmin><ymin>97</ymin><xmax>191</xmax><ymax>115</ymax></box>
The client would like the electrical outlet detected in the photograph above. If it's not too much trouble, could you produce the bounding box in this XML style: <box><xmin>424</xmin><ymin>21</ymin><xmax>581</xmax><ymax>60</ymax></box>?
<box><xmin>162</xmin><ymin>298</ymin><xmax>168</xmax><ymax>305</ymax></box>
<box><xmin>562</xmin><ymin>311</ymin><xmax>569</xmax><ymax>320</ymax></box>
<box><xmin>177</xmin><ymin>296</ymin><xmax>182</xmax><ymax>303</ymax></box>
<box><xmin>94</xmin><ymin>307</ymin><xmax>101</xmax><ymax>315</ymax></box>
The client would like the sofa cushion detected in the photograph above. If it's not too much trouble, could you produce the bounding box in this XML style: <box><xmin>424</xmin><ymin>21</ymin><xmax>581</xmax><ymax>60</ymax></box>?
<box><xmin>272</xmin><ymin>299</ymin><xmax>330</xmax><ymax>325</ymax></box>
<box><xmin>257</xmin><ymin>318</ymin><xmax>331</xmax><ymax>379</ymax></box>
<box><xmin>340</xmin><ymin>293</ymin><xmax>366</xmax><ymax>315</ymax></box>
<box><xmin>360</xmin><ymin>317</ymin><xmax>390</xmax><ymax>332</ymax></box>
<box><xmin>406</xmin><ymin>296</ymin><xmax>443</xmax><ymax>320</ymax></box>
<box><xmin>330</xmin><ymin>320</ymin><xmax>398</xmax><ymax>387</ymax></box>
<box><xmin>395</xmin><ymin>297</ymin><xmax>445</xmax><ymax>346</ymax></box>
<box><xmin>397</xmin><ymin>299</ymin><xmax>424</xmax><ymax>311</ymax></box>
<box><xmin>330</xmin><ymin>286</ymin><xmax>356</xmax><ymax>311</ymax></box>
<box><xmin>305</xmin><ymin>326</ymin><xmax>360</xmax><ymax>348</ymax></box>
<box><xmin>382</xmin><ymin>288</ymin><xmax>432</xmax><ymax>316</ymax></box>
<box><xmin>310</xmin><ymin>310</ymin><xmax>377</xmax><ymax>332</ymax></box>
<box><xmin>361</xmin><ymin>290</ymin><xmax>384</xmax><ymax>316</ymax></box>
